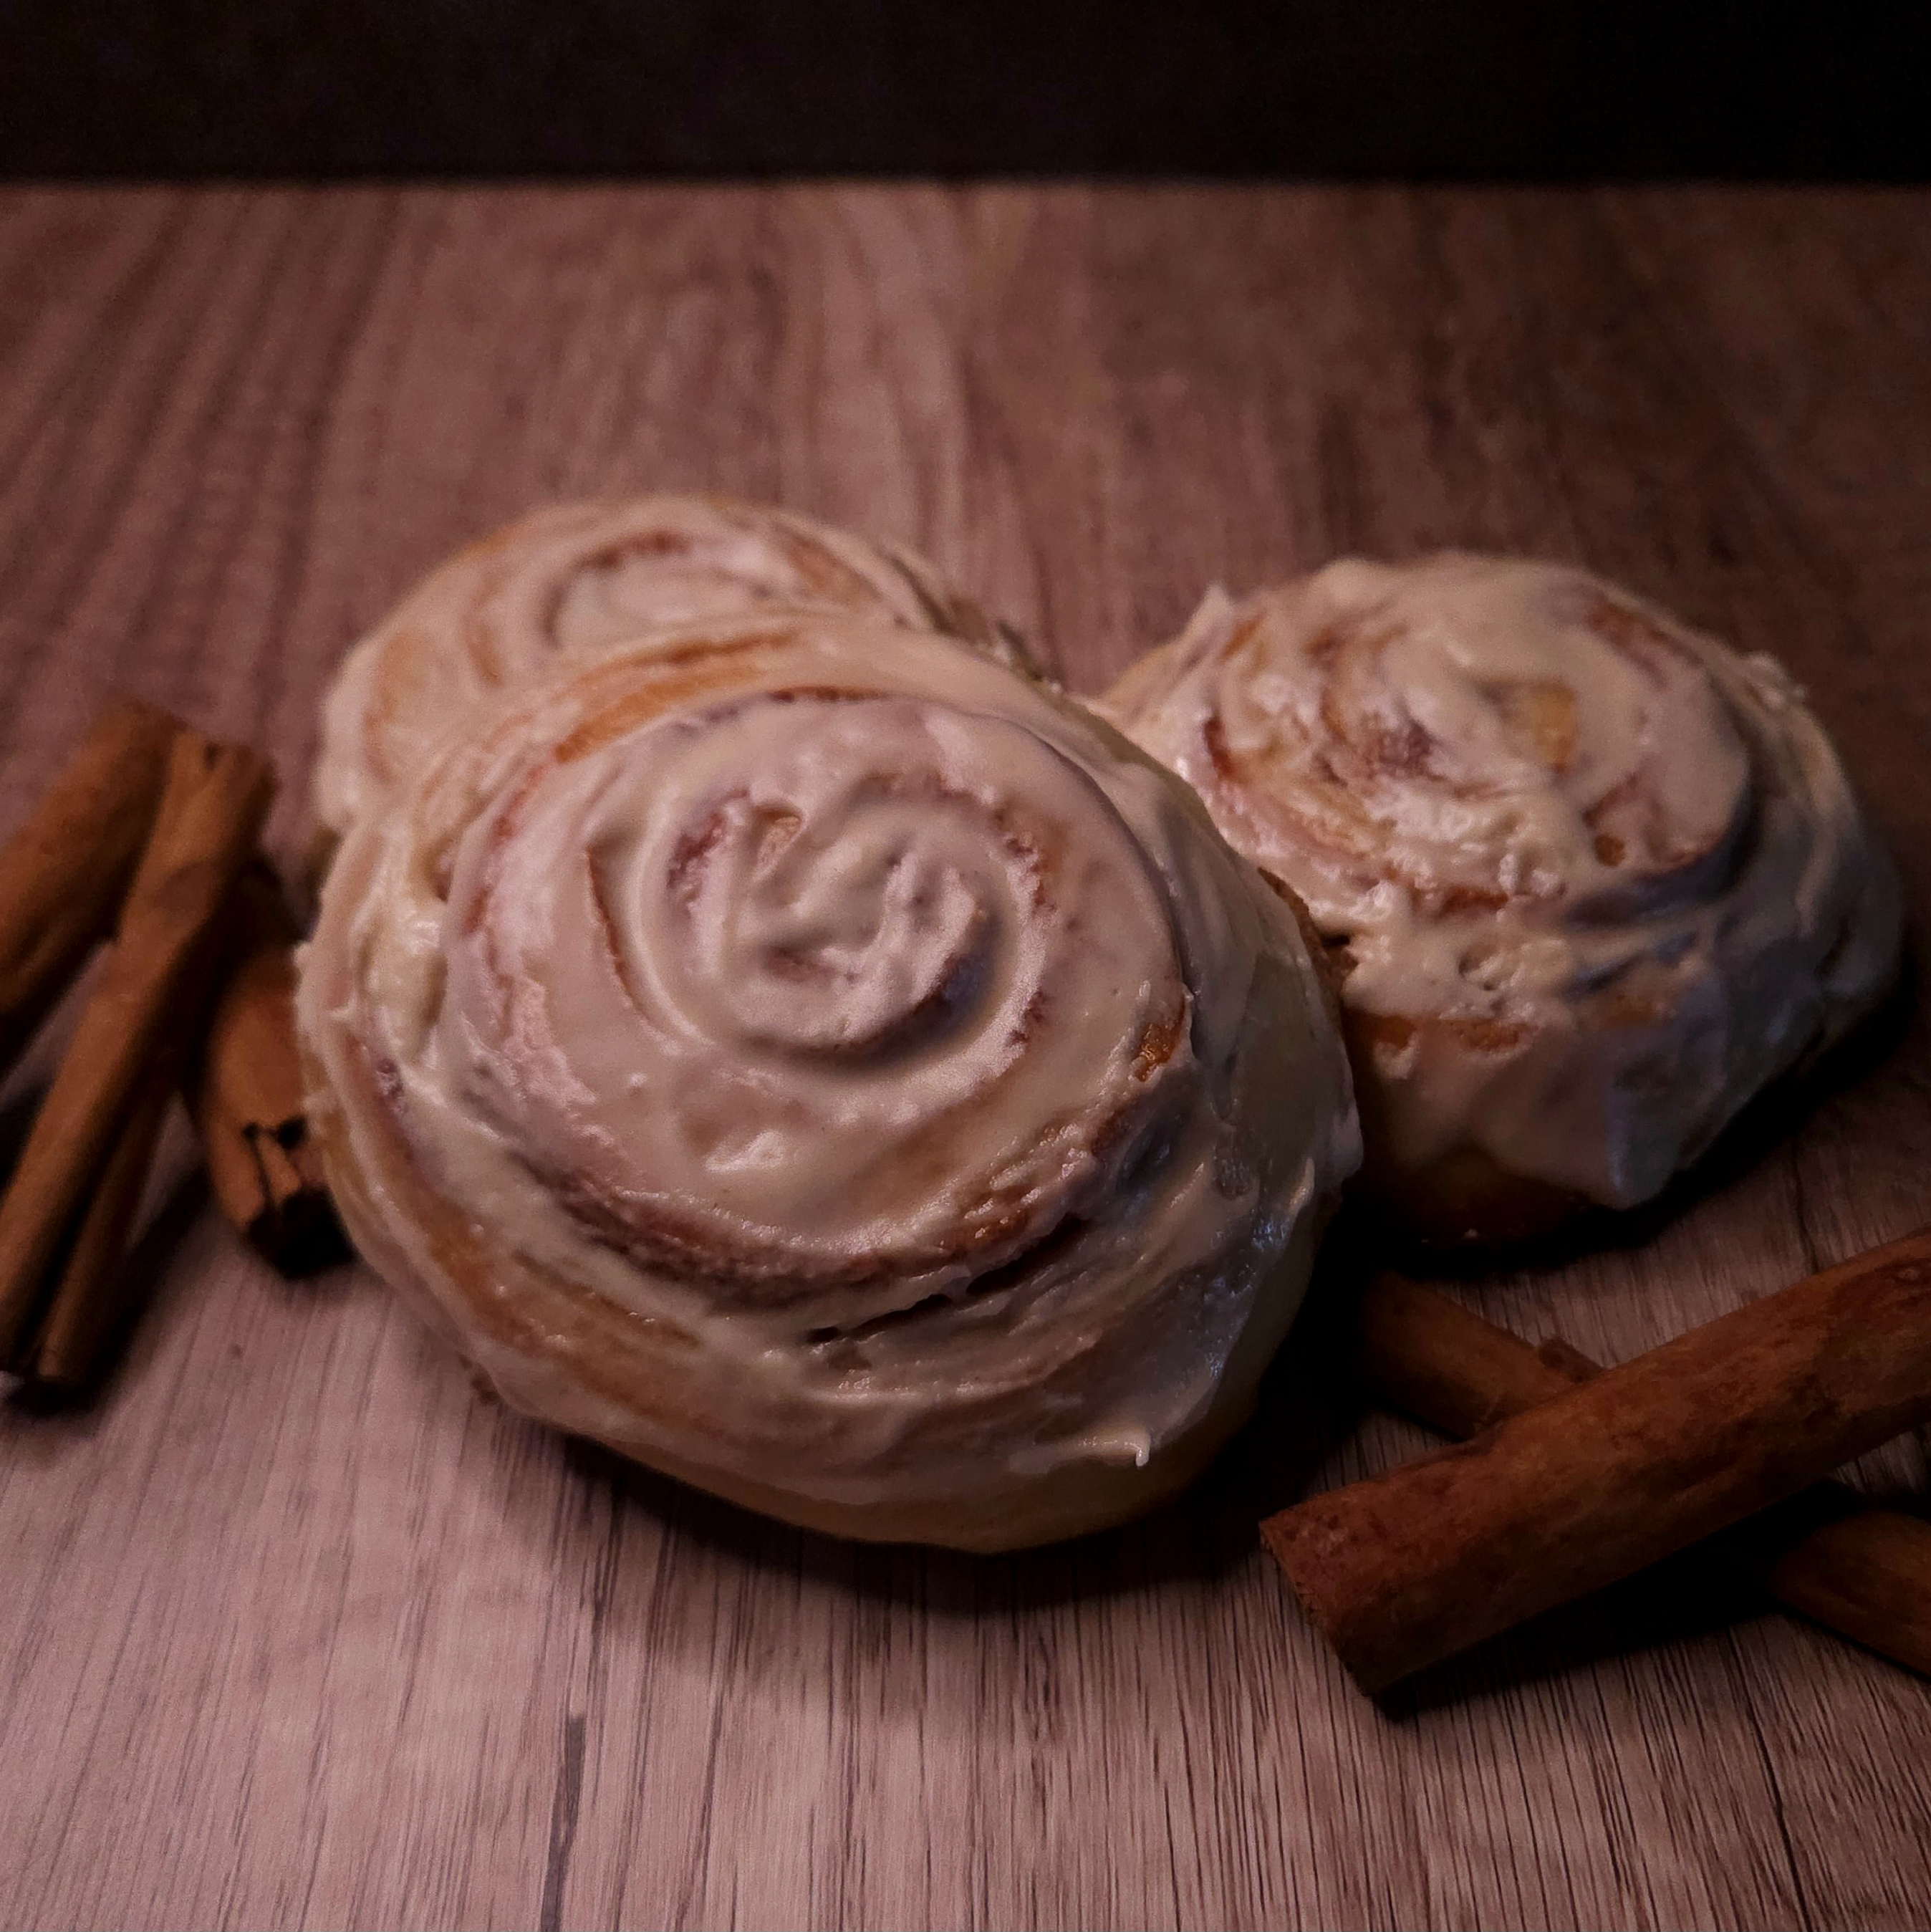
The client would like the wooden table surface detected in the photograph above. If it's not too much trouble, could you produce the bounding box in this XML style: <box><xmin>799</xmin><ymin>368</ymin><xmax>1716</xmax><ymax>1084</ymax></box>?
<box><xmin>2</xmin><ymin>185</ymin><xmax>1929</xmax><ymax>1932</ymax></box>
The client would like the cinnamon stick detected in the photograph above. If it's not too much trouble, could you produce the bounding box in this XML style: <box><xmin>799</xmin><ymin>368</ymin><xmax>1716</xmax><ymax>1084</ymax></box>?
<box><xmin>1356</xmin><ymin>1272</ymin><xmax>1597</xmax><ymax>1433</ymax></box>
<box><xmin>1763</xmin><ymin>1510</ymin><xmax>1931</xmax><ymax>1676</ymax></box>
<box><xmin>27</xmin><ymin>1062</ymin><xmax>174</xmax><ymax>1389</ymax></box>
<box><xmin>0</xmin><ymin>731</ymin><xmax>274</xmax><ymax>1364</ymax></box>
<box><xmin>1263</xmin><ymin>1228</ymin><xmax>1931</xmax><ymax>1691</ymax></box>
<box><xmin>1354</xmin><ymin>1272</ymin><xmax>1931</xmax><ymax>1678</ymax></box>
<box><xmin>186</xmin><ymin>860</ymin><xmax>344</xmax><ymax>1274</ymax></box>
<box><xmin>0</xmin><ymin>698</ymin><xmax>178</xmax><ymax>1080</ymax></box>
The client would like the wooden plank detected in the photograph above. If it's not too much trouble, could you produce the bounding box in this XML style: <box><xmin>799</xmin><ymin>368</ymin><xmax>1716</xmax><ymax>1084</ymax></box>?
<box><xmin>0</xmin><ymin>185</ymin><xmax>1927</xmax><ymax>1932</ymax></box>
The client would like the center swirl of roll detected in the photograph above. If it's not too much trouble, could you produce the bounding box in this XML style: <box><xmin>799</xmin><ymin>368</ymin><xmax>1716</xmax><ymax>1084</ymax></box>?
<box><xmin>438</xmin><ymin>688</ymin><xmax>1190</xmax><ymax>1314</ymax></box>
<box><xmin>1210</xmin><ymin>562</ymin><xmax>1758</xmax><ymax>923</ymax></box>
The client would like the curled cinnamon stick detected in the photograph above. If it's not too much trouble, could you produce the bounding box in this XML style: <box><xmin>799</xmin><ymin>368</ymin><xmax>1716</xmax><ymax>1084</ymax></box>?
<box><xmin>1763</xmin><ymin>1510</ymin><xmax>1931</xmax><ymax>1676</ymax></box>
<box><xmin>1263</xmin><ymin>1228</ymin><xmax>1931</xmax><ymax>1691</ymax></box>
<box><xmin>1356</xmin><ymin>1273</ymin><xmax>1597</xmax><ymax>1433</ymax></box>
<box><xmin>187</xmin><ymin>861</ymin><xmax>344</xmax><ymax>1274</ymax></box>
<box><xmin>1354</xmin><ymin>1273</ymin><xmax>1931</xmax><ymax>1678</ymax></box>
<box><xmin>28</xmin><ymin>1062</ymin><xmax>174</xmax><ymax>1389</ymax></box>
<box><xmin>0</xmin><ymin>731</ymin><xmax>274</xmax><ymax>1364</ymax></box>
<box><xmin>0</xmin><ymin>698</ymin><xmax>178</xmax><ymax>1080</ymax></box>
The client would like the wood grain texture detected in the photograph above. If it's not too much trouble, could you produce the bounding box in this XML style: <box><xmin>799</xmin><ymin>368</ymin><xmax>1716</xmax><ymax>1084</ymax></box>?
<box><xmin>1</xmin><ymin>185</ymin><xmax>1929</xmax><ymax>1931</ymax></box>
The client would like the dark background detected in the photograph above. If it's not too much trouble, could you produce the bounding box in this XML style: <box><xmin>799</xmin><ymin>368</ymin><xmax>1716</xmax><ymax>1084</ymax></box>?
<box><xmin>4</xmin><ymin>1</ymin><xmax>1930</xmax><ymax>178</ymax></box>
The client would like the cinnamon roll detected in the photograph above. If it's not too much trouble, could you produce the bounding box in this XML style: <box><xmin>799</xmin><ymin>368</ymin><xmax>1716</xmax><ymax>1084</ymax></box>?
<box><xmin>1104</xmin><ymin>554</ymin><xmax>1901</xmax><ymax>1245</ymax></box>
<box><xmin>298</xmin><ymin>612</ymin><xmax>1359</xmax><ymax>1548</ymax></box>
<box><xmin>313</xmin><ymin>494</ymin><xmax>1035</xmax><ymax>845</ymax></box>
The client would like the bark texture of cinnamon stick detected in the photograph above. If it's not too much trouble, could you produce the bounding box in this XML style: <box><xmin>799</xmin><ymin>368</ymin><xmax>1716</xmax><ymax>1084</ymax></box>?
<box><xmin>187</xmin><ymin>860</ymin><xmax>345</xmax><ymax>1274</ymax></box>
<box><xmin>1263</xmin><ymin>1228</ymin><xmax>1931</xmax><ymax>1691</ymax></box>
<box><xmin>0</xmin><ymin>731</ymin><xmax>274</xmax><ymax>1364</ymax></box>
<box><xmin>28</xmin><ymin>1063</ymin><xmax>175</xmax><ymax>1389</ymax></box>
<box><xmin>1356</xmin><ymin>1273</ymin><xmax>1597</xmax><ymax>1433</ymax></box>
<box><xmin>1354</xmin><ymin>1272</ymin><xmax>1931</xmax><ymax>1678</ymax></box>
<box><xmin>0</xmin><ymin>698</ymin><xmax>178</xmax><ymax>1081</ymax></box>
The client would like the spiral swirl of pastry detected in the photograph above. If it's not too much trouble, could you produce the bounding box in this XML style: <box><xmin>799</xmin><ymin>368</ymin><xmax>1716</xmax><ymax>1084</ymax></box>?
<box><xmin>299</xmin><ymin>612</ymin><xmax>1357</xmax><ymax>1548</ymax></box>
<box><xmin>1104</xmin><ymin>554</ymin><xmax>1899</xmax><ymax>1236</ymax></box>
<box><xmin>313</xmin><ymin>494</ymin><xmax>1034</xmax><ymax>842</ymax></box>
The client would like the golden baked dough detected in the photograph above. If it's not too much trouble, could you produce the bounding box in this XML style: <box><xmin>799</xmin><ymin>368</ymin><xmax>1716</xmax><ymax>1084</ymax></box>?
<box><xmin>313</xmin><ymin>493</ymin><xmax>1036</xmax><ymax>845</ymax></box>
<box><xmin>298</xmin><ymin>611</ymin><xmax>1359</xmax><ymax>1547</ymax></box>
<box><xmin>1104</xmin><ymin>554</ymin><xmax>1901</xmax><ymax>1245</ymax></box>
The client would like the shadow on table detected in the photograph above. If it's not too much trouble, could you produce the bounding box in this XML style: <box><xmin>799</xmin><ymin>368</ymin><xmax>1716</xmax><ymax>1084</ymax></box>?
<box><xmin>531</xmin><ymin>1233</ymin><xmax>1374</xmax><ymax>1621</ymax></box>
<box><xmin>544</xmin><ymin>1323</ymin><xmax>1929</xmax><ymax>1710</ymax></box>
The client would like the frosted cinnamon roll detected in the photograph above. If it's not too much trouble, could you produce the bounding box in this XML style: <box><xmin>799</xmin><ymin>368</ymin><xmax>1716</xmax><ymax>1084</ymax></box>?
<box><xmin>298</xmin><ymin>612</ymin><xmax>1359</xmax><ymax>1549</ymax></box>
<box><xmin>1104</xmin><ymin>554</ymin><xmax>1901</xmax><ymax>1244</ymax></box>
<box><xmin>313</xmin><ymin>494</ymin><xmax>1034</xmax><ymax>844</ymax></box>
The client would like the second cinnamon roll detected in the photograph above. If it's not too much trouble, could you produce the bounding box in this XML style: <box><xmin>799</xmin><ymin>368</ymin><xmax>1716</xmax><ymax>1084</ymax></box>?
<box><xmin>1104</xmin><ymin>554</ymin><xmax>1901</xmax><ymax>1244</ymax></box>
<box><xmin>313</xmin><ymin>493</ymin><xmax>1036</xmax><ymax>846</ymax></box>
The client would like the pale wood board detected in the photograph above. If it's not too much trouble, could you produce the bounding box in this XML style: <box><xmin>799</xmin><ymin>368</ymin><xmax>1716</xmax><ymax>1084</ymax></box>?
<box><xmin>1</xmin><ymin>185</ymin><xmax>1929</xmax><ymax>1931</ymax></box>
